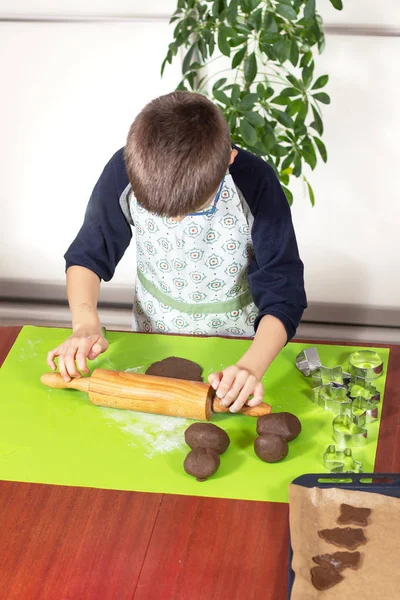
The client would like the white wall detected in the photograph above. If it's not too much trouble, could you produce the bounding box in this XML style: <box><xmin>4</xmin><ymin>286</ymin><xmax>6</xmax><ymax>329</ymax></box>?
<box><xmin>291</xmin><ymin>32</ymin><xmax>400</xmax><ymax>309</ymax></box>
<box><xmin>0</xmin><ymin>17</ymin><xmax>181</xmax><ymax>289</ymax></box>
<box><xmin>0</xmin><ymin>1</ymin><xmax>399</xmax><ymax>315</ymax></box>
<box><xmin>0</xmin><ymin>0</ymin><xmax>176</xmax><ymax>17</ymax></box>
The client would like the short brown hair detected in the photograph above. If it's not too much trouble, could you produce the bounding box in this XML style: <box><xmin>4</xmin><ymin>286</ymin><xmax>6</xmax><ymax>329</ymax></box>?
<box><xmin>124</xmin><ymin>91</ymin><xmax>231</xmax><ymax>217</ymax></box>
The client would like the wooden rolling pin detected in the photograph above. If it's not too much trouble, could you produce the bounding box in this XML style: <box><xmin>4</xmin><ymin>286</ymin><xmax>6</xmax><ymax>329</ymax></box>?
<box><xmin>40</xmin><ymin>369</ymin><xmax>272</xmax><ymax>420</ymax></box>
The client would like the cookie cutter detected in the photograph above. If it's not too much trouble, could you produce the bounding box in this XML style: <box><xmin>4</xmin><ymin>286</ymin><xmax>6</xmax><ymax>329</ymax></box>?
<box><xmin>312</xmin><ymin>384</ymin><xmax>352</xmax><ymax>414</ymax></box>
<box><xmin>296</xmin><ymin>348</ymin><xmax>352</xmax><ymax>387</ymax></box>
<box><xmin>295</xmin><ymin>348</ymin><xmax>321</xmax><ymax>377</ymax></box>
<box><xmin>348</xmin><ymin>350</ymin><xmax>384</xmax><ymax>380</ymax></box>
<box><xmin>350</xmin><ymin>396</ymin><xmax>380</xmax><ymax>426</ymax></box>
<box><xmin>323</xmin><ymin>444</ymin><xmax>362</xmax><ymax>473</ymax></box>
<box><xmin>311</xmin><ymin>365</ymin><xmax>352</xmax><ymax>389</ymax></box>
<box><xmin>348</xmin><ymin>376</ymin><xmax>381</xmax><ymax>403</ymax></box>
<box><xmin>331</xmin><ymin>396</ymin><xmax>380</xmax><ymax>448</ymax></box>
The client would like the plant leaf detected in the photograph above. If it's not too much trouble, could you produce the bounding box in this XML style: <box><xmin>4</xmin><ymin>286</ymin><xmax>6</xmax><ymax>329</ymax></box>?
<box><xmin>310</xmin><ymin>105</ymin><xmax>323</xmax><ymax>135</ymax></box>
<box><xmin>290</xmin><ymin>40</ymin><xmax>299</xmax><ymax>66</ymax></box>
<box><xmin>275</xmin><ymin>4</ymin><xmax>297</xmax><ymax>20</ymax></box>
<box><xmin>287</xmin><ymin>98</ymin><xmax>304</xmax><ymax>116</ymax></box>
<box><xmin>239</xmin><ymin>119</ymin><xmax>258</xmax><ymax>145</ymax></box>
<box><xmin>161</xmin><ymin>56</ymin><xmax>168</xmax><ymax>76</ymax></box>
<box><xmin>244</xmin><ymin>111</ymin><xmax>264</xmax><ymax>127</ymax></box>
<box><xmin>218</xmin><ymin>28</ymin><xmax>231</xmax><ymax>57</ymax></box>
<box><xmin>314</xmin><ymin>137</ymin><xmax>328</xmax><ymax>162</ymax></box>
<box><xmin>235</xmin><ymin>23</ymin><xmax>252</xmax><ymax>35</ymax></box>
<box><xmin>213</xmin><ymin>78</ymin><xmax>227</xmax><ymax>91</ymax></box>
<box><xmin>274</xmin><ymin>38</ymin><xmax>291</xmax><ymax>63</ymax></box>
<box><xmin>304</xmin><ymin>0</ymin><xmax>316</xmax><ymax>21</ymax></box>
<box><xmin>231</xmin><ymin>84</ymin><xmax>241</xmax><ymax>105</ymax></box>
<box><xmin>264</xmin><ymin>12</ymin><xmax>278</xmax><ymax>32</ymax></box>
<box><xmin>312</xmin><ymin>75</ymin><xmax>329</xmax><ymax>89</ymax></box>
<box><xmin>300</xmin><ymin>51</ymin><xmax>313</xmax><ymax>68</ymax></box>
<box><xmin>282</xmin><ymin>151</ymin><xmax>295</xmax><ymax>171</ymax></box>
<box><xmin>302</xmin><ymin>63</ymin><xmax>314</xmax><ymax>88</ymax></box>
<box><xmin>271</xmin><ymin>95</ymin><xmax>290</xmax><ymax>105</ymax></box>
<box><xmin>213</xmin><ymin>90</ymin><xmax>231</xmax><ymax>105</ymax></box>
<box><xmin>329</xmin><ymin>0</ymin><xmax>343</xmax><ymax>9</ymax></box>
<box><xmin>257</xmin><ymin>82</ymin><xmax>265</xmax><ymax>97</ymax></box>
<box><xmin>227</xmin><ymin>0</ymin><xmax>238</xmax><ymax>25</ymax></box>
<box><xmin>272</xmin><ymin>109</ymin><xmax>294</xmax><ymax>128</ymax></box>
<box><xmin>287</xmin><ymin>74</ymin><xmax>303</xmax><ymax>90</ymax></box>
<box><xmin>248</xmin><ymin>7</ymin><xmax>263</xmax><ymax>30</ymax></box>
<box><xmin>313</xmin><ymin>92</ymin><xmax>331</xmax><ymax>104</ymax></box>
<box><xmin>232</xmin><ymin>45</ymin><xmax>247</xmax><ymax>68</ymax></box>
<box><xmin>281</xmin><ymin>87</ymin><xmax>300</xmax><ymax>97</ymax></box>
<box><xmin>281</xmin><ymin>185</ymin><xmax>293</xmax><ymax>205</ymax></box>
<box><xmin>244</xmin><ymin>52</ymin><xmax>257</xmax><ymax>84</ymax></box>
<box><xmin>306</xmin><ymin>180</ymin><xmax>315</xmax><ymax>206</ymax></box>
<box><xmin>301</xmin><ymin>138</ymin><xmax>317</xmax><ymax>169</ymax></box>
<box><xmin>293</xmin><ymin>153</ymin><xmax>302</xmax><ymax>177</ymax></box>
<box><xmin>182</xmin><ymin>43</ymin><xmax>196</xmax><ymax>74</ymax></box>
<box><xmin>239</xmin><ymin>93</ymin><xmax>259</xmax><ymax>110</ymax></box>
<box><xmin>209</xmin><ymin>34</ymin><xmax>215</xmax><ymax>56</ymax></box>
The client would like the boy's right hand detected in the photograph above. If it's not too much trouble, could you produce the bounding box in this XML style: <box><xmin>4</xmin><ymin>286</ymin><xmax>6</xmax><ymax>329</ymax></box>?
<box><xmin>47</xmin><ymin>326</ymin><xmax>109</xmax><ymax>382</ymax></box>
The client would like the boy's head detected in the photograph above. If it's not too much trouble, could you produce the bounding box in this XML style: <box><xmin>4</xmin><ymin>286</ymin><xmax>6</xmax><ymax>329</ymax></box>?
<box><xmin>124</xmin><ymin>91</ymin><xmax>233</xmax><ymax>218</ymax></box>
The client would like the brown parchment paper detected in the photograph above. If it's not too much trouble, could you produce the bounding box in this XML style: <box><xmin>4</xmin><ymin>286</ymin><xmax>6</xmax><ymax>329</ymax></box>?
<box><xmin>289</xmin><ymin>484</ymin><xmax>400</xmax><ymax>599</ymax></box>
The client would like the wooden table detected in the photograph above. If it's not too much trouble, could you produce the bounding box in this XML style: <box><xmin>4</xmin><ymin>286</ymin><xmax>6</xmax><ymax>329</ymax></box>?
<box><xmin>0</xmin><ymin>327</ymin><xmax>399</xmax><ymax>600</ymax></box>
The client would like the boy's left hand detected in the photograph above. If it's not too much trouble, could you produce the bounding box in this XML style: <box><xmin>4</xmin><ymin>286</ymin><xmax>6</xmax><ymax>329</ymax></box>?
<box><xmin>208</xmin><ymin>366</ymin><xmax>264</xmax><ymax>413</ymax></box>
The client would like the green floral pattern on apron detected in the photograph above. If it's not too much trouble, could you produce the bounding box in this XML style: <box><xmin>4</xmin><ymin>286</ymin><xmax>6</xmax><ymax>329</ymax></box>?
<box><xmin>129</xmin><ymin>173</ymin><xmax>258</xmax><ymax>336</ymax></box>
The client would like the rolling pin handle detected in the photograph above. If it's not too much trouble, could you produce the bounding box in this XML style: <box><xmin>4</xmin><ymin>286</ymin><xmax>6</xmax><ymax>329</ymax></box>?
<box><xmin>212</xmin><ymin>399</ymin><xmax>272</xmax><ymax>417</ymax></box>
<box><xmin>40</xmin><ymin>372</ymin><xmax>90</xmax><ymax>393</ymax></box>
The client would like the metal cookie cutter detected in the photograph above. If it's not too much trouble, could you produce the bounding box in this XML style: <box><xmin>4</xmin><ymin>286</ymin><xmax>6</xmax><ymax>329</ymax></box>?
<box><xmin>332</xmin><ymin>413</ymin><xmax>367</xmax><ymax>448</ymax></box>
<box><xmin>348</xmin><ymin>350</ymin><xmax>384</xmax><ymax>380</ymax></box>
<box><xmin>295</xmin><ymin>348</ymin><xmax>321</xmax><ymax>377</ymax></box>
<box><xmin>348</xmin><ymin>376</ymin><xmax>381</xmax><ymax>403</ymax></box>
<box><xmin>323</xmin><ymin>444</ymin><xmax>362</xmax><ymax>473</ymax></box>
<box><xmin>311</xmin><ymin>365</ymin><xmax>352</xmax><ymax>389</ymax></box>
<box><xmin>312</xmin><ymin>384</ymin><xmax>352</xmax><ymax>415</ymax></box>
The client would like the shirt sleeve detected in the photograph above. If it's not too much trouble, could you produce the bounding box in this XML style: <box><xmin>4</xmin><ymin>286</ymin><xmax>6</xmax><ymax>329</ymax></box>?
<box><xmin>64</xmin><ymin>149</ymin><xmax>132</xmax><ymax>282</ymax></box>
<box><xmin>248</xmin><ymin>169</ymin><xmax>307</xmax><ymax>341</ymax></box>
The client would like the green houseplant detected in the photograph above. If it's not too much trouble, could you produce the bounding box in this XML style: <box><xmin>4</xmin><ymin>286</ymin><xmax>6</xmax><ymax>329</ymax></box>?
<box><xmin>162</xmin><ymin>0</ymin><xmax>344</xmax><ymax>205</ymax></box>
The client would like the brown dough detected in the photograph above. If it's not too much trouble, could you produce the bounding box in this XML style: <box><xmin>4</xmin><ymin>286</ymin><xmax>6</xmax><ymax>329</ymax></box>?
<box><xmin>254</xmin><ymin>433</ymin><xmax>288</xmax><ymax>463</ymax></box>
<box><xmin>312</xmin><ymin>551</ymin><xmax>361</xmax><ymax>571</ymax></box>
<box><xmin>337</xmin><ymin>503</ymin><xmax>371</xmax><ymax>527</ymax></box>
<box><xmin>256</xmin><ymin>412</ymin><xmax>301</xmax><ymax>442</ymax></box>
<box><xmin>184</xmin><ymin>423</ymin><xmax>230</xmax><ymax>455</ymax></box>
<box><xmin>318</xmin><ymin>527</ymin><xmax>367</xmax><ymax>551</ymax></box>
<box><xmin>146</xmin><ymin>356</ymin><xmax>203</xmax><ymax>381</ymax></box>
<box><xmin>310</xmin><ymin>564</ymin><xmax>344</xmax><ymax>591</ymax></box>
<box><xmin>184</xmin><ymin>448</ymin><xmax>220</xmax><ymax>482</ymax></box>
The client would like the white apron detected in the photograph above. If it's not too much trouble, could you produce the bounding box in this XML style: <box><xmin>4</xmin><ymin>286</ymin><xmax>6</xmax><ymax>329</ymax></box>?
<box><xmin>128</xmin><ymin>173</ymin><xmax>258</xmax><ymax>337</ymax></box>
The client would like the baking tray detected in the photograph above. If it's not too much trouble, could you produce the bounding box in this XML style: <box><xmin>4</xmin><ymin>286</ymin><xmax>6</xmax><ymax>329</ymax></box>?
<box><xmin>287</xmin><ymin>472</ymin><xmax>400</xmax><ymax>599</ymax></box>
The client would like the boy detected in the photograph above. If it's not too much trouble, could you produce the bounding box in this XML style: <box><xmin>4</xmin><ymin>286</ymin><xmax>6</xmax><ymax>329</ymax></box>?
<box><xmin>47</xmin><ymin>91</ymin><xmax>307</xmax><ymax>413</ymax></box>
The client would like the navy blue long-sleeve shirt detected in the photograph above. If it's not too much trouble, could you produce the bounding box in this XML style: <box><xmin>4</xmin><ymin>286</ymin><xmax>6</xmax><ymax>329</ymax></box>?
<box><xmin>65</xmin><ymin>146</ymin><xmax>307</xmax><ymax>340</ymax></box>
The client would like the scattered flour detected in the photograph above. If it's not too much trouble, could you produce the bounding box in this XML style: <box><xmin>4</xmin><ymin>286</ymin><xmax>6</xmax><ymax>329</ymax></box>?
<box><xmin>101</xmin><ymin>408</ymin><xmax>189</xmax><ymax>458</ymax></box>
<box><xmin>101</xmin><ymin>365</ymin><xmax>189</xmax><ymax>458</ymax></box>
<box><xmin>19</xmin><ymin>339</ymin><xmax>42</xmax><ymax>361</ymax></box>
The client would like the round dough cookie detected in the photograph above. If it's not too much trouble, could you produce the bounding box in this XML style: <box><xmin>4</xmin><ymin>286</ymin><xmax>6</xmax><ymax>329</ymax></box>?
<box><xmin>184</xmin><ymin>448</ymin><xmax>220</xmax><ymax>482</ymax></box>
<box><xmin>256</xmin><ymin>412</ymin><xmax>301</xmax><ymax>442</ymax></box>
<box><xmin>184</xmin><ymin>423</ymin><xmax>230</xmax><ymax>455</ymax></box>
<box><xmin>254</xmin><ymin>433</ymin><xmax>288</xmax><ymax>463</ymax></box>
